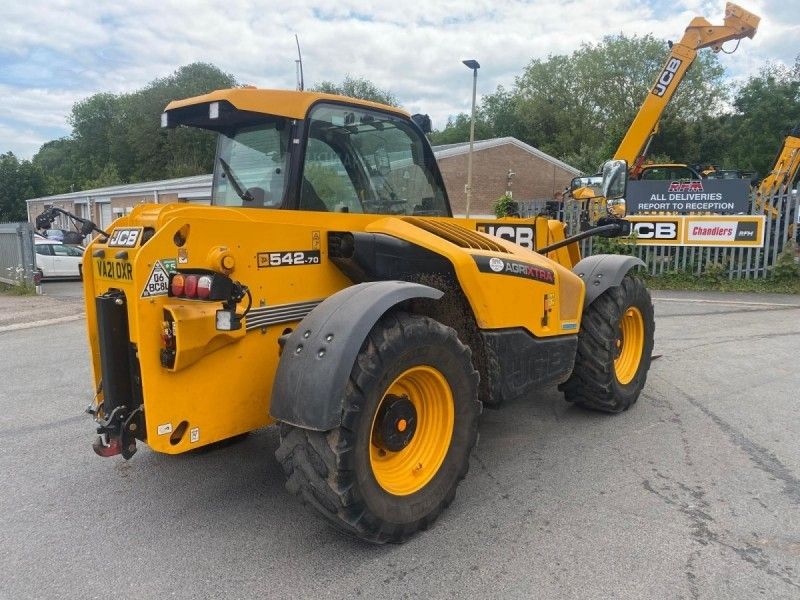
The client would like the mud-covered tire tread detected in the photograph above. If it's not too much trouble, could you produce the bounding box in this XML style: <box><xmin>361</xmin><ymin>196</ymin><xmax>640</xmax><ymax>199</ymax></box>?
<box><xmin>276</xmin><ymin>311</ymin><xmax>480</xmax><ymax>543</ymax></box>
<box><xmin>560</xmin><ymin>274</ymin><xmax>654</xmax><ymax>413</ymax></box>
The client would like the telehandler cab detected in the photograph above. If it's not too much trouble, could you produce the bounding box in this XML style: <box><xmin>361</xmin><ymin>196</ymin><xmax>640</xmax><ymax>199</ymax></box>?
<box><xmin>60</xmin><ymin>88</ymin><xmax>654</xmax><ymax>542</ymax></box>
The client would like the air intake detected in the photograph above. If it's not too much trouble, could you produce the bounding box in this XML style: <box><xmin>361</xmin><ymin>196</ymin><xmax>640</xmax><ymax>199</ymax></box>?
<box><xmin>403</xmin><ymin>217</ymin><xmax>510</xmax><ymax>253</ymax></box>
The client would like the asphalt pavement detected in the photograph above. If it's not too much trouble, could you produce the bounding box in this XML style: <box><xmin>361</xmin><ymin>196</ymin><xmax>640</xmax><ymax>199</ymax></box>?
<box><xmin>39</xmin><ymin>279</ymin><xmax>84</xmax><ymax>298</ymax></box>
<box><xmin>1</xmin><ymin>290</ymin><xmax>798</xmax><ymax>599</ymax></box>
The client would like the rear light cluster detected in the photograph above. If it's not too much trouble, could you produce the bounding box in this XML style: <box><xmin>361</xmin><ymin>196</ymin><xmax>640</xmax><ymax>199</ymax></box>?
<box><xmin>168</xmin><ymin>271</ymin><xmax>234</xmax><ymax>301</ymax></box>
<box><xmin>166</xmin><ymin>270</ymin><xmax>249</xmax><ymax>332</ymax></box>
<box><xmin>170</xmin><ymin>273</ymin><xmax>213</xmax><ymax>299</ymax></box>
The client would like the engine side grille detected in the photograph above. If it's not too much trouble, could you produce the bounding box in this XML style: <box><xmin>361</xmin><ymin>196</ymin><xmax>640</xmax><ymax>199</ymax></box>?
<box><xmin>402</xmin><ymin>217</ymin><xmax>510</xmax><ymax>253</ymax></box>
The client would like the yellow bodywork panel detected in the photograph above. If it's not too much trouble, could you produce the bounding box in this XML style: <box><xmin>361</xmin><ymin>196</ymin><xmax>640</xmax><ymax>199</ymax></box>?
<box><xmin>83</xmin><ymin>204</ymin><xmax>584</xmax><ymax>454</ymax></box>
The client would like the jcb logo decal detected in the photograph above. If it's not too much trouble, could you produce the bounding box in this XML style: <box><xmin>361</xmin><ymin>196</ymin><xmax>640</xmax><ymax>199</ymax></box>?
<box><xmin>476</xmin><ymin>224</ymin><xmax>535</xmax><ymax>250</ymax></box>
<box><xmin>652</xmin><ymin>58</ymin><xmax>682</xmax><ymax>97</ymax></box>
<box><xmin>108</xmin><ymin>228</ymin><xmax>141</xmax><ymax>248</ymax></box>
<box><xmin>632</xmin><ymin>221</ymin><xmax>679</xmax><ymax>240</ymax></box>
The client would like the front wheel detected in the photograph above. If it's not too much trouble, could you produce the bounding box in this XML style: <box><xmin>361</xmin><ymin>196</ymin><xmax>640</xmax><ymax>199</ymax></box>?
<box><xmin>560</xmin><ymin>274</ymin><xmax>654</xmax><ymax>413</ymax></box>
<box><xmin>276</xmin><ymin>312</ymin><xmax>480</xmax><ymax>543</ymax></box>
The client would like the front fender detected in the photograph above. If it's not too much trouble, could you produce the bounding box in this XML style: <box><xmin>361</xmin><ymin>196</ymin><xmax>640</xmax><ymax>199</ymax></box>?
<box><xmin>574</xmin><ymin>254</ymin><xmax>645</xmax><ymax>305</ymax></box>
<box><xmin>269</xmin><ymin>281</ymin><xmax>443</xmax><ymax>430</ymax></box>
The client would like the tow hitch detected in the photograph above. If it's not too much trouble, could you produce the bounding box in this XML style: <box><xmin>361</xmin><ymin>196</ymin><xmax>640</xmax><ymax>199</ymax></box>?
<box><xmin>88</xmin><ymin>404</ymin><xmax>141</xmax><ymax>459</ymax></box>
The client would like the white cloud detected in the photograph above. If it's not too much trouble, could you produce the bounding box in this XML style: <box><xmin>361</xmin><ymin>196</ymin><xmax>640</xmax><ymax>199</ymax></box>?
<box><xmin>0</xmin><ymin>0</ymin><xmax>796</xmax><ymax>159</ymax></box>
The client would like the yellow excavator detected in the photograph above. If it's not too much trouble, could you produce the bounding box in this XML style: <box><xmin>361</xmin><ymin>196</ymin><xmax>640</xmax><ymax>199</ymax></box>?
<box><xmin>614</xmin><ymin>2</ymin><xmax>760</xmax><ymax>180</ymax></box>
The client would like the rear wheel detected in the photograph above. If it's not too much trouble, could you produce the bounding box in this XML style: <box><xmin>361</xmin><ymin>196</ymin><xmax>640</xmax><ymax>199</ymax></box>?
<box><xmin>560</xmin><ymin>274</ymin><xmax>654</xmax><ymax>413</ymax></box>
<box><xmin>276</xmin><ymin>312</ymin><xmax>480</xmax><ymax>543</ymax></box>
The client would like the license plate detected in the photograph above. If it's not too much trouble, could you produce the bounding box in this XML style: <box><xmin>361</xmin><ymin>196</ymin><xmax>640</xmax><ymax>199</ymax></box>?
<box><xmin>95</xmin><ymin>258</ymin><xmax>133</xmax><ymax>282</ymax></box>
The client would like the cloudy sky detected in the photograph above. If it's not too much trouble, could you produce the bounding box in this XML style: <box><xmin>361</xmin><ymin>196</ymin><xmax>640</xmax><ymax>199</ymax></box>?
<box><xmin>1</xmin><ymin>0</ymin><xmax>796</xmax><ymax>159</ymax></box>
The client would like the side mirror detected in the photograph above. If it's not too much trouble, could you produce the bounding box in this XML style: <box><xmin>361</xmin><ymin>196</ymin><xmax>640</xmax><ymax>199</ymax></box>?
<box><xmin>570</xmin><ymin>175</ymin><xmax>603</xmax><ymax>199</ymax></box>
<box><xmin>411</xmin><ymin>113</ymin><xmax>432</xmax><ymax>134</ymax></box>
<box><xmin>601</xmin><ymin>159</ymin><xmax>628</xmax><ymax>217</ymax></box>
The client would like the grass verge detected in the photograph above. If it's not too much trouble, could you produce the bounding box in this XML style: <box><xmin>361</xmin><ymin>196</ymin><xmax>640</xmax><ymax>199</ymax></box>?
<box><xmin>0</xmin><ymin>281</ymin><xmax>37</xmax><ymax>296</ymax></box>
<box><xmin>642</xmin><ymin>272</ymin><xmax>800</xmax><ymax>294</ymax></box>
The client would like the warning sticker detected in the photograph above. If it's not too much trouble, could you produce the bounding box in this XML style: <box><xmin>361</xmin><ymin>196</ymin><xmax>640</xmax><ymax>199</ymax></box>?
<box><xmin>161</xmin><ymin>258</ymin><xmax>177</xmax><ymax>274</ymax></box>
<box><xmin>141</xmin><ymin>261</ymin><xmax>171</xmax><ymax>298</ymax></box>
<box><xmin>189</xmin><ymin>427</ymin><xmax>200</xmax><ymax>443</ymax></box>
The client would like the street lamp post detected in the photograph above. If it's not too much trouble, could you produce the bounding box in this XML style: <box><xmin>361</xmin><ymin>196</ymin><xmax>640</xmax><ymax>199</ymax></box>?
<box><xmin>462</xmin><ymin>59</ymin><xmax>480</xmax><ymax>218</ymax></box>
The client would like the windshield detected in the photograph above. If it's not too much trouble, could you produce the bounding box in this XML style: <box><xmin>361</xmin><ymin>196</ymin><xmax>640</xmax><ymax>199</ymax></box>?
<box><xmin>300</xmin><ymin>104</ymin><xmax>449</xmax><ymax>216</ymax></box>
<box><xmin>212</xmin><ymin>119</ymin><xmax>290</xmax><ymax>207</ymax></box>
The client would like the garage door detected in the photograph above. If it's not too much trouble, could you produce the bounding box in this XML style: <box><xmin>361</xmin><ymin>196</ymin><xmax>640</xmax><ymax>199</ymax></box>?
<box><xmin>99</xmin><ymin>204</ymin><xmax>112</xmax><ymax>229</ymax></box>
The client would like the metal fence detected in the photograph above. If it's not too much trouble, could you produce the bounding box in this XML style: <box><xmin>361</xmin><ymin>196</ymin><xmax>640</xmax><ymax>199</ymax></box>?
<box><xmin>0</xmin><ymin>222</ymin><xmax>36</xmax><ymax>286</ymax></box>
<box><xmin>518</xmin><ymin>190</ymin><xmax>799</xmax><ymax>279</ymax></box>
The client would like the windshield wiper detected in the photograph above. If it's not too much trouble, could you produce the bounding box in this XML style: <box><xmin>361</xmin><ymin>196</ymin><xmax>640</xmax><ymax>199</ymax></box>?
<box><xmin>218</xmin><ymin>158</ymin><xmax>254</xmax><ymax>202</ymax></box>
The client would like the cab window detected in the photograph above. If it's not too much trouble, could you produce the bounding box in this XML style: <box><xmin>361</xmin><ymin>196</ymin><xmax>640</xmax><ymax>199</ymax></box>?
<box><xmin>301</xmin><ymin>104</ymin><xmax>449</xmax><ymax>216</ymax></box>
<box><xmin>300</xmin><ymin>138</ymin><xmax>361</xmax><ymax>212</ymax></box>
<box><xmin>640</xmin><ymin>166</ymin><xmax>699</xmax><ymax>181</ymax></box>
<box><xmin>212</xmin><ymin>119</ymin><xmax>290</xmax><ymax>208</ymax></box>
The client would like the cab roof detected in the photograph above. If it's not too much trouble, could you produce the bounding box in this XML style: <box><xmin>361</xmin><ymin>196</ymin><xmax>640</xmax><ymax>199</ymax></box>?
<box><xmin>164</xmin><ymin>88</ymin><xmax>409</xmax><ymax>120</ymax></box>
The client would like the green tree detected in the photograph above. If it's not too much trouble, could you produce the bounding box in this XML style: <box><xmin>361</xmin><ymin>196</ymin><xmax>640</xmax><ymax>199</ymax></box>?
<box><xmin>312</xmin><ymin>75</ymin><xmax>398</xmax><ymax>106</ymax></box>
<box><xmin>31</xmin><ymin>62</ymin><xmax>236</xmax><ymax>192</ymax></box>
<box><xmin>0</xmin><ymin>152</ymin><xmax>46</xmax><ymax>222</ymax></box>
<box><xmin>431</xmin><ymin>35</ymin><xmax>727</xmax><ymax>172</ymax></box>
<box><xmin>718</xmin><ymin>61</ymin><xmax>800</xmax><ymax>177</ymax></box>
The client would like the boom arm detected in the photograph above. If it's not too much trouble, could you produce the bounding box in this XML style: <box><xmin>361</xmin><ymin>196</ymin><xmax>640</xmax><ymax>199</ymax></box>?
<box><xmin>614</xmin><ymin>2</ymin><xmax>760</xmax><ymax>177</ymax></box>
<box><xmin>758</xmin><ymin>126</ymin><xmax>800</xmax><ymax>197</ymax></box>
<box><xmin>754</xmin><ymin>126</ymin><xmax>800</xmax><ymax>217</ymax></box>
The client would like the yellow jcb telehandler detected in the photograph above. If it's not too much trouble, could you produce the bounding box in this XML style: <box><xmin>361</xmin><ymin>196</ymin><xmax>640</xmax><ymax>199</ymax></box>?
<box><xmin>39</xmin><ymin>89</ymin><xmax>654</xmax><ymax>543</ymax></box>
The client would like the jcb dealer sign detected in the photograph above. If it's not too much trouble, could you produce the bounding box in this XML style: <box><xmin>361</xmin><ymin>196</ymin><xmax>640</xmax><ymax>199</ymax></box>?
<box><xmin>626</xmin><ymin>215</ymin><xmax>765</xmax><ymax>247</ymax></box>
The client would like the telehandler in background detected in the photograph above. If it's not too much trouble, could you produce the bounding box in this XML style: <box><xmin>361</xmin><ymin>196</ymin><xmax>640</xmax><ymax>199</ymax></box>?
<box><xmin>41</xmin><ymin>88</ymin><xmax>654</xmax><ymax>543</ymax></box>
<box><xmin>613</xmin><ymin>2</ymin><xmax>759</xmax><ymax>181</ymax></box>
<box><xmin>754</xmin><ymin>125</ymin><xmax>800</xmax><ymax>219</ymax></box>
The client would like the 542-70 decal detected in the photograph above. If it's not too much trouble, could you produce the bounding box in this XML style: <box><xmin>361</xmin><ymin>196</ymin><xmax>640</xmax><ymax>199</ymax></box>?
<box><xmin>257</xmin><ymin>250</ymin><xmax>321</xmax><ymax>268</ymax></box>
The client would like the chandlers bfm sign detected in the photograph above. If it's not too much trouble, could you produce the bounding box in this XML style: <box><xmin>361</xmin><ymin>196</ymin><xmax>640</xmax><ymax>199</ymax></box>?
<box><xmin>625</xmin><ymin>215</ymin><xmax>765</xmax><ymax>247</ymax></box>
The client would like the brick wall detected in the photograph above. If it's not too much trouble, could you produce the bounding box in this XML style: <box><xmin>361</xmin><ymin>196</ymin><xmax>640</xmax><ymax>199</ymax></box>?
<box><xmin>438</xmin><ymin>143</ymin><xmax>576</xmax><ymax>216</ymax></box>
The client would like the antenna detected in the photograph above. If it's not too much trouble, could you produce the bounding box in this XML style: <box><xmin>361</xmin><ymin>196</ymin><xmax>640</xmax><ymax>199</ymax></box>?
<box><xmin>295</xmin><ymin>34</ymin><xmax>304</xmax><ymax>91</ymax></box>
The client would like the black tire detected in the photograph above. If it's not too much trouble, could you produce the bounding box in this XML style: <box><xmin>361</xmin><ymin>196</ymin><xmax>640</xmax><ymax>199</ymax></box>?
<box><xmin>276</xmin><ymin>311</ymin><xmax>480</xmax><ymax>543</ymax></box>
<box><xmin>560</xmin><ymin>274</ymin><xmax>654</xmax><ymax>413</ymax></box>
<box><xmin>78</xmin><ymin>264</ymin><xmax>83</xmax><ymax>281</ymax></box>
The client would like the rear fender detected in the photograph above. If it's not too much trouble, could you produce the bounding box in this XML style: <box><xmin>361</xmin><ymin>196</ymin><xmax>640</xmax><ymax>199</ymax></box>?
<box><xmin>270</xmin><ymin>281</ymin><xmax>443</xmax><ymax>430</ymax></box>
<box><xmin>574</xmin><ymin>254</ymin><xmax>645</xmax><ymax>306</ymax></box>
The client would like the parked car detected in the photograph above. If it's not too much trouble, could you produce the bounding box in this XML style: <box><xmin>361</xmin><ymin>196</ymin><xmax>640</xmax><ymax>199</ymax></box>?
<box><xmin>34</xmin><ymin>239</ymin><xmax>84</xmax><ymax>279</ymax></box>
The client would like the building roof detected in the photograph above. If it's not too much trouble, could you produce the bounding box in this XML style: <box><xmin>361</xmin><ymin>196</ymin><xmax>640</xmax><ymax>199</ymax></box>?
<box><xmin>431</xmin><ymin>137</ymin><xmax>580</xmax><ymax>175</ymax></box>
<box><xmin>25</xmin><ymin>174</ymin><xmax>212</xmax><ymax>204</ymax></box>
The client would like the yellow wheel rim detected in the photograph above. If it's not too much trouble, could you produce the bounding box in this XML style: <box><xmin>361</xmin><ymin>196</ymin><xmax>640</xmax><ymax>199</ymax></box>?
<box><xmin>614</xmin><ymin>306</ymin><xmax>645</xmax><ymax>385</ymax></box>
<box><xmin>369</xmin><ymin>366</ymin><xmax>455</xmax><ymax>496</ymax></box>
